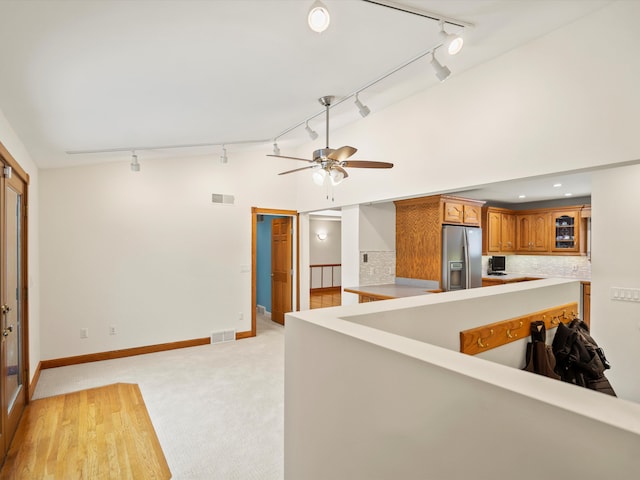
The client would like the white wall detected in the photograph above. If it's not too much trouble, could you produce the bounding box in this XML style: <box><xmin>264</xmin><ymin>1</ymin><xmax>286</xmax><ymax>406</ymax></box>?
<box><xmin>285</xmin><ymin>281</ymin><xmax>640</xmax><ymax>479</ymax></box>
<box><xmin>39</xmin><ymin>149</ymin><xmax>295</xmax><ymax>359</ymax></box>
<box><xmin>309</xmin><ymin>218</ymin><xmax>341</xmax><ymax>264</ymax></box>
<box><xmin>293</xmin><ymin>1</ymin><xmax>640</xmax><ymax>213</ymax></box>
<box><xmin>359</xmin><ymin>202</ymin><xmax>395</xmax><ymax>252</ymax></box>
<box><xmin>590</xmin><ymin>163</ymin><xmax>640</xmax><ymax>401</ymax></box>
<box><xmin>0</xmin><ymin>107</ymin><xmax>40</xmax><ymax>381</ymax></box>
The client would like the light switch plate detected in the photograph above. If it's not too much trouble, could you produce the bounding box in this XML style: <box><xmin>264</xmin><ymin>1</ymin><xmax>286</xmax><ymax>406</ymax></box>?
<box><xmin>610</xmin><ymin>287</ymin><xmax>640</xmax><ymax>302</ymax></box>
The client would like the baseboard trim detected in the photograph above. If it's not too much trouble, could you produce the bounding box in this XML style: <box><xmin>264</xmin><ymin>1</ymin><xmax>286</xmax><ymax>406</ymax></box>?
<box><xmin>236</xmin><ymin>330</ymin><xmax>252</xmax><ymax>339</ymax></box>
<box><xmin>29</xmin><ymin>361</ymin><xmax>43</xmax><ymax>401</ymax></box>
<box><xmin>41</xmin><ymin>337</ymin><xmax>212</xmax><ymax>369</ymax></box>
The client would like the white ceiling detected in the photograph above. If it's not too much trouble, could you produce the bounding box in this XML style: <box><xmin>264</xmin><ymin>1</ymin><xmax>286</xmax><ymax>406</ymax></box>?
<box><xmin>0</xmin><ymin>0</ymin><xmax>611</xmax><ymax>203</ymax></box>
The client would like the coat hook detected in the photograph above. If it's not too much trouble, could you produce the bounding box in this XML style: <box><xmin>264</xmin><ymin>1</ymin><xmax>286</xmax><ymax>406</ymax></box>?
<box><xmin>477</xmin><ymin>329</ymin><xmax>494</xmax><ymax>348</ymax></box>
<box><xmin>506</xmin><ymin>321</ymin><xmax>523</xmax><ymax>339</ymax></box>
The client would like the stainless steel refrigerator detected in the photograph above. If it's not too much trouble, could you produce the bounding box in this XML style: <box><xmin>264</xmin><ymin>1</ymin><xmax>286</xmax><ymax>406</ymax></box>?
<box><xmin>442</xmin><ymin>225</ymin><xmax>482</xmax><ymax>291</ymax></box>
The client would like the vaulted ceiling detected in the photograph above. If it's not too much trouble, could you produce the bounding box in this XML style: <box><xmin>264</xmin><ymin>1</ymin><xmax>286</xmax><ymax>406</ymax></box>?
<box><xmin>0</xmin><ymin>0</ymin><xmax>612</xmax><ymax>171</ymax></box>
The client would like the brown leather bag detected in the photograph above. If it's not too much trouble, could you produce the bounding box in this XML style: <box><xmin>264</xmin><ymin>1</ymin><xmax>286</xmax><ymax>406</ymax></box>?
<box><xmin>523</xmin><ymin>321</ymin><xmax>561</xmax><ymax>380</ymax></box>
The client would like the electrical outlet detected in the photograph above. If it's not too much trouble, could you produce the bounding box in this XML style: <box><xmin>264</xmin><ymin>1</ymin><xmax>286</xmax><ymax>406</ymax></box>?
<box><xmin>238</xmin><ymin>312</ymin><xmax>244</xmax><ymax>321</ymax></box>
<box><xmin>80</xmin><ymin>328</ymin><xmax>88</xmax><ymax>339</ymax></box>
<box><xmin>109</xmin><ymin>325</ymin><xmax>117</xmax><ymax>335</ymax></box>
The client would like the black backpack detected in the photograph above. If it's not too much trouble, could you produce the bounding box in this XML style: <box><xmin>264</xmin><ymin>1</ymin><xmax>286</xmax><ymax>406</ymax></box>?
<box><xmin>551</xmin><ymin>319</ymin><xmax>616</xmax><ymax>396</ymax></box>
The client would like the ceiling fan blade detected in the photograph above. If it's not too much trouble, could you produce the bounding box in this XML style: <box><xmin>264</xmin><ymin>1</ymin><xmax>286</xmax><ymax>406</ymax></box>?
<box><xmin>327</xmin><ymin>146</ymin><xmax>357</xmax><ymax>162</ymax></box>
<box><xmin>278</xmin><ymin>165</ymin><xmax>317</xmax><ymax>175</ymax></box>
<box><xmin>267</xmin><ymin>154</ymin><xmax>313</xmax><ymax>162</ymax></box>
<box><xmin>342</xmin><ymin>160</ymin><xmax>394</xmax><ymax>169</ymax></box>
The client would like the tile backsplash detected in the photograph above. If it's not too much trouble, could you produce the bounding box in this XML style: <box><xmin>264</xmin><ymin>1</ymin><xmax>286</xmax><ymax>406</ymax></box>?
<box><xmin>483</xmin><ymin>255</ymin><xmax>591</xmax><ymax>279</ymax></box>
<box><xmin>359</xmin><ymin>251</ymin><xmax>395</xmax><ymax>286</ymax></box>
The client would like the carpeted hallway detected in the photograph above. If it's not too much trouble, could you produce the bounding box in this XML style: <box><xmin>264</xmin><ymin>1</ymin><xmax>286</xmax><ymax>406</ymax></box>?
<box><xmin>31</xmin><ymin>314</ymin><xmax>284</xmax><ymax>480</ymax></box>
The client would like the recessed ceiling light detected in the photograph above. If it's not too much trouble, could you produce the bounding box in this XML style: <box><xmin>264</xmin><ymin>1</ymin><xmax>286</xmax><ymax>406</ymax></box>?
<box><xmin>518</xmin><ymin>194</ymin><xmax>526</xmax><ymax>199</ymax></box>
<box><xmin>564</xmin><ymin>193</ymin><xmax>573</xmax><ymax>197</ymax></box>
<box><xmin>553</xmin><ymin>183</ymin><xmax>562</xmax><ymax>188</ymax></box>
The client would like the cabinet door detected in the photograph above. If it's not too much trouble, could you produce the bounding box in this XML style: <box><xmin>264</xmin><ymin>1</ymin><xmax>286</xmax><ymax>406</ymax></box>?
<box><xmin>551</xmin><ymin>210</ymin><xmax>580</xmax><ymax>252</ymax></box>
<box><xmin>487</xmin><ymin>211</ymin><xmax>502</xmax><ymax>252</ymax></box>
<box><xmin>516</xmin><ymin>215</ymin><xmax>532</xmax><ymax>251</ymax></box>
<box><xmin>443</xmin><ymin>201</ymin><xmax>464</xmax><ymax>224</ymax></box>
<box><xmin>531</xmin><ymin>212</ymin><xmax>550</xmax><ymax>251</ymax></box>
<box><xmin>463</xmin><ymin>204</ymin><xmax>481</xmax><ymax>226</ymax></box>
<box><xmin>500</xmin><ymin>213</ymin><xmax>516</xmax><ymax>252</ymax></box>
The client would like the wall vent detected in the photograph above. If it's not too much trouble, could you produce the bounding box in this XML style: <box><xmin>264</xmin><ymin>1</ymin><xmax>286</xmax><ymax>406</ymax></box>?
<box><xmin>212</xmin><ymin>194</ymin><xmax>235</xmax><ymax>205</ymax></box>
<box><xmin>211</xmin><ymin>330</ymin><xmax>236</xmax><ymax>344</ymax></box>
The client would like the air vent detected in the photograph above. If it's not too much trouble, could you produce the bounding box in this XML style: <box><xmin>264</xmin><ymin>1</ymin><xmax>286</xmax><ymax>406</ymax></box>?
<box><xmin>211</xmin><ymin>330</ymin><xmax>236</xmax><ymax>344</ymax></box>
<box><xmin>212</xmin><ymin>193</ymin><xmax>235</xmax><ymax>205</ymax></box>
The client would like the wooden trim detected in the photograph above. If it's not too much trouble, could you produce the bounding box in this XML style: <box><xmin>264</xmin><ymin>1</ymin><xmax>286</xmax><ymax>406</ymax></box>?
<box><xmin>460</xmin><ymin>302</ymin><xmax>579</xmax><ymax>355</ymax></box>
<box><xmin>28</xmin><ymin>362</ymin><xmax>42</xmax><ymax>402</ymax></box>
<box><xmin>251</xmin><ymin>207</ymin><xmax>298</xmax><ymax>334</ymax></box>
<box><xmin>41</xmin><ymin>337</ymin><xmax>211</xmax><ymax>369</ymax></box>
<box><xmin>0</xmin><ymin>142</ymin><xmax>30</xmax><ymax>184</ymax></box>
<box><xmin>310</xmin><ymin>286</ymin><xmax>341</xmax><ymax>294</ymax></box>
<box><xmin>235</xmin><ymin>330</ymin><xmax>253</xmax><ymax>340</ymax></box>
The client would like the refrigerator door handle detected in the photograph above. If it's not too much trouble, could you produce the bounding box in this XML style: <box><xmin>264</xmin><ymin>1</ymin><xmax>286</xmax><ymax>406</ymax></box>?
<box><xmin>463</xmin><ymin>228</ymin><xmax>471</xmax><ymax>289</ymax></box>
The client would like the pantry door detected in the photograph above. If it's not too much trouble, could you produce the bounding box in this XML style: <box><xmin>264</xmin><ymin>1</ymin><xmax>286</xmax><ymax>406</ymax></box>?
<box><xmin>0</xmin><ymin>150</ymin><xmax>29</xmax><ymax>462</ymax></box>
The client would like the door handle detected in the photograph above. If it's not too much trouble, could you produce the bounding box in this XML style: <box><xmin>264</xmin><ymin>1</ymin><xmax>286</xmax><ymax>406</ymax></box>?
<box><xmin>1</xmin><ymin>304</ymin><xmax>10</xmax><ymax>314</ymax></box>
<box><xmin>2</xmin><ymin>325</ymin><xmax>13</xmax><ymax>337</ymax></box>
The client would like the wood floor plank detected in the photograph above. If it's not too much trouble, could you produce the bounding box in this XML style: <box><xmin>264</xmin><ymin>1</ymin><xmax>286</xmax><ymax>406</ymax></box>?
<box><xmin>0</xmin><ymin>383</ymin><xmax>171</xmax><ymax>480</ymax></box>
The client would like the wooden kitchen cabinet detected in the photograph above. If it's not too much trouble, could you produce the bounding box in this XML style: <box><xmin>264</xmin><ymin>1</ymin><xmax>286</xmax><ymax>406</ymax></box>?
<box><xmin>482</xmin><ymin>207</ymin><xmax>515</xmax><ymax>254</ymax></box>
<box><xmin>516</xmin><ymin>212</ymin><xmax>550</xmax><ymax>253</ymax></box>
<box><xmin>394</xmin><ymin>194</ymin><xmax>485</xmax><ymax>284</ymax></box>
<box><xmin>551</xmin><ymin>209</ymin><xmax>580</xmax><ymax>253</ymax></box>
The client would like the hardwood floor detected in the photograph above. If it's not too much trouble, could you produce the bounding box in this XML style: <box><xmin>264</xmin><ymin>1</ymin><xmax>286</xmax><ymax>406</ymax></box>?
<box><xmin>310</xmin><ymin>289</ymin><xmax>341</xmax><ymax>309</ymax></box>
<box><xmin>1</xmin><ymin>383</ymin><xmax>171</xmax><ymax>480</ymax></box>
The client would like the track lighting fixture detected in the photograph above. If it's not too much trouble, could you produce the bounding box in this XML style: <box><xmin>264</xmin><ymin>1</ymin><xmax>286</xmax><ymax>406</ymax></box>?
<box><xmin>220</xmin><ymin>146</ymin><xmax>228</xmax><ymax>164</ymax></box>
<box><xmin>431</xmin><ymin>51</ymin><xmax>451</xmax><ymax>82</ymax></box>
<box><xmin>439</xmin><ymin>20</ymin><xmax>464</xmax><ymax>55</ymax></box>
<box><xmin>308</xmin><ymin>0</ymin><xmax>330</xmax><ymax>33</ymax></box>
<box><xmin>305</xmin><ymin>121</ymin><xmax>319</xmax><ymax>140</ymax></box>
<box><xmin>130</xmin><ymin>151</ymin><xmax>140</xmax><ymax>172</ymax></box>
<box><xmin>354</xmin><ymin>94</ymin><xmax>371</xmax><ymax>118</ymax></box>
<box><xmin>273</xmin><ymin>142</ymin><xmax>280</xmax><ymax>156</ymax></box>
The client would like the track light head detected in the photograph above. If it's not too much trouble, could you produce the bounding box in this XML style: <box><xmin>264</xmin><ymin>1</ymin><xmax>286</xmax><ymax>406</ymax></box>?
<box><xmin>354</xmin><ymin>94</ymin><xmax>371</xmax><ymax>118</ymax></box>
<box><xmin>305</xmin><ymin>121</ymin><xmax>319</xmax><ymax>140</ymax></box>
<box><xmin>308</xmin><ymin>0</ymin><xmax>330</xmax><ymax>33</ymax></box>
<box><xmin>439</xmin><ymin>21</ymin><xmax>464</xmax><ymax>55</ymax></box>
<box><xmin>273</xmin><ymin>142</ymin><xmax>280</xmax><ymax>156</ymax></box>
<box><xmin>431</xmin><ymin>51</ymin><xmax>451</xmax><ymax>82</ymax></box>
<box><xmin>130</xmin><ymin>152</ymin><xmax>140</xmax><ymax>172</ymax></box>
<box><xmin>220</xmin><ymin>146</ymin><xmax>228</xmax><ymax>164</ymax></box>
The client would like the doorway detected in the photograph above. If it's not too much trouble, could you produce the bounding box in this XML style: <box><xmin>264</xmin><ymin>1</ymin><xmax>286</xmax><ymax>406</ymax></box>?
<box><xmin>251</xmin><ymin>208</ymin><xmax>298</xmax><ymax>335</ymax></box>
<box><xmin>0</xmin><ymin>143</ymin><xmax>29</xmax><ymax>464</ymax></box>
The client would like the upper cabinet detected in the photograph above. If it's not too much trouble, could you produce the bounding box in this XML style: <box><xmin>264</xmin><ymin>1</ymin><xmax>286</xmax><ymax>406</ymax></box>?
<box><xmin>516</xmin><ymin>212</ymin><xmax>550</xmax><ymax>253</ymax></box>
<box><xmin>482</xmin><ymin>205</ymin><xmax>589</xmax><ymax>256</ymax></box>
<box><xmin>443</xmin><ymin>198</ymin><xmax>482</xmax><ymax>226</ymax></box>
<box><xmin>482</xmin><ymin>207</ymin><xmax>515</xmax><ymax>254</ymax></box>
<box><xmin>551</xmin><ymin>209</ymin><xmax>580</xmax><ymax>253</ymax></box>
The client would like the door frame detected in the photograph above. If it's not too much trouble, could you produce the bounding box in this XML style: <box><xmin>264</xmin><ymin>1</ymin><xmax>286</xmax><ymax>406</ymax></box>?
<box><xmin>0</xmin><ymin>142</ymin><xmax>30</xmax><ymax>460</ymax></box>
<box><xmin>251</xmin><ymin>207</ymin><xmax>299</xmax><ymax>336</ymax></box>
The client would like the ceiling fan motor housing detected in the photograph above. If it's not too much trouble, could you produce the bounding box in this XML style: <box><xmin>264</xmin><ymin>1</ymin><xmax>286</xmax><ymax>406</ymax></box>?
<box><xmin>313</xmin><ymin>148</ymin><xmax>335</xmax><ymax>161</ymax></box>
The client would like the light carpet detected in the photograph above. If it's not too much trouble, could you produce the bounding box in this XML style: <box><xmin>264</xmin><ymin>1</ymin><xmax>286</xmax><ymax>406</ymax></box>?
<box><xmin>33</xmin><ymin>315</ymin><xmax>284</xmax><ymax>480</ymax></box>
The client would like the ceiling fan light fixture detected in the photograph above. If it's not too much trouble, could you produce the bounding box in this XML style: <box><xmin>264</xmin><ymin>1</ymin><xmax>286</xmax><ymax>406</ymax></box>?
<box><xmin>308</xmin><ymin>0</ymin><xmax>330</xmax><ymax>33</ymax></box>
<box><xmin>354</xmin><ymin>93</ymin><xmax>371</xmax><ymax>118</ymax></box>
<box><xmin>439</xmin><ymin>21</ymin><xmax>464</xmax><ymax>55</ymax></box>
<box><xmin>431</xmin><ymin>51</ymin><xmax>451</xmax><ymax>82</ymax></box>
<box><xmin>329</xmin><ymin>168</ymin><xmax>345</xmax><ymax>186</ymax></box>
<box><xmin>305</xmin><ymin>121</ymin><xmax>319</xmax><ymax>140</ymax></box>
<box><xmin>312</xmin><ymin>168</ymin><xmax>327</xmax><ymax>186</ymax></box>
<box><xmin>130</xmin><ymin>151</ymin><xmax>140</xmax><ymax>172</ymax></box>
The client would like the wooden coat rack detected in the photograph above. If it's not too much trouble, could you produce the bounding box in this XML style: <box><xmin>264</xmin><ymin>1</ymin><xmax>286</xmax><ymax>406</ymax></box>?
<box><xmin>459</xmin><ymin>302</ymin><xmax>579</xmax><ymax>355</ymax></box>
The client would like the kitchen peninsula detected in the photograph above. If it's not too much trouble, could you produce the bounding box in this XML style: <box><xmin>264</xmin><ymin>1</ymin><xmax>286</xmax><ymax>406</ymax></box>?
<box><xmin>344</xmin><ymin>279</ymin><xmax>440</xmax><ymax>303</ymax></box>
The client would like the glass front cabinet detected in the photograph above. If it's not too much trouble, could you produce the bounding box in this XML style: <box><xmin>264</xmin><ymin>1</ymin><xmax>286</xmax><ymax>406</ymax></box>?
<box><xmin>551</xmin><ymin>210</ymin><xmax>580</xmax><ymax>252</ymax></box>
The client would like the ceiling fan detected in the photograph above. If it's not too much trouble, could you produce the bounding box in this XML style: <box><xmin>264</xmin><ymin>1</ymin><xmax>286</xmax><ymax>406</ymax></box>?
<box><xmin>268</xmin><ymin>95</ymin><xmax>393</xmax><ymax>186</ymax></box>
